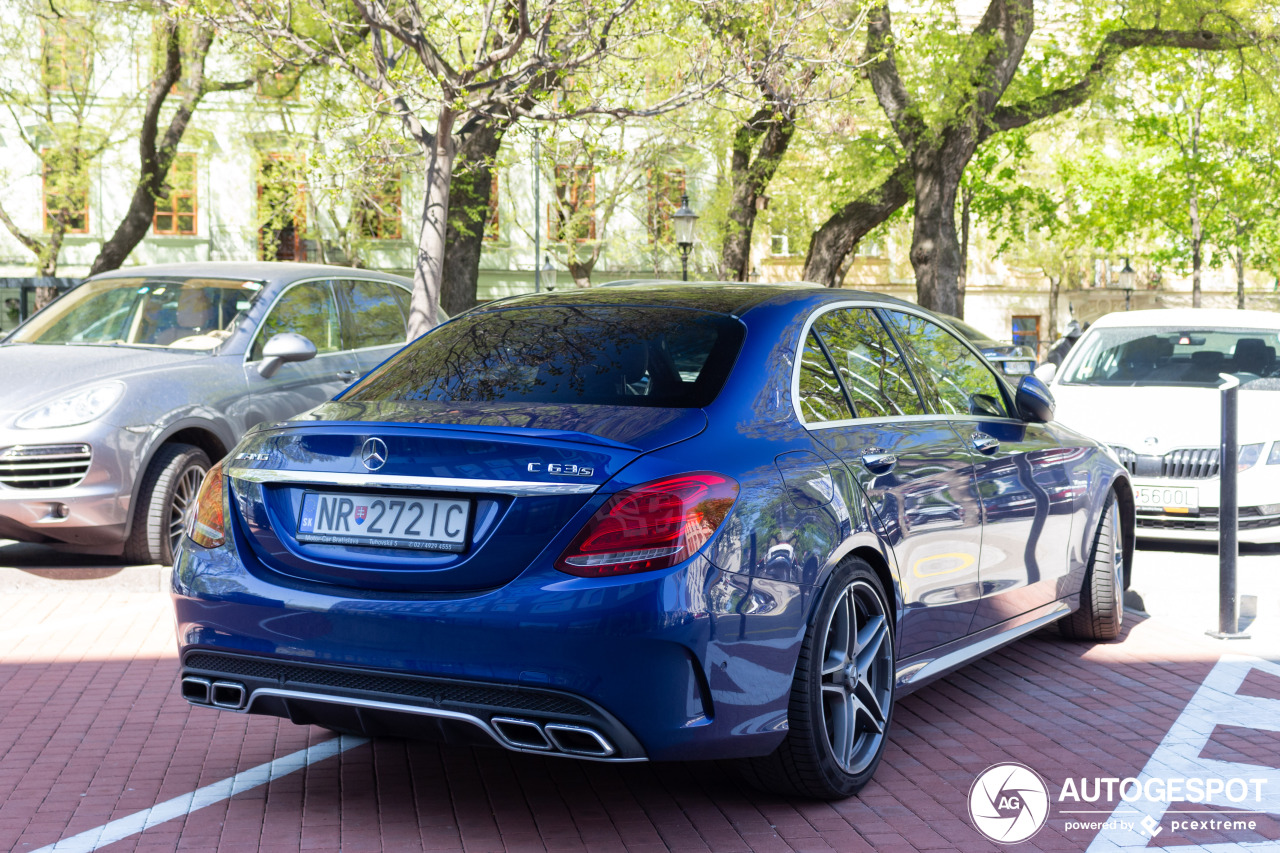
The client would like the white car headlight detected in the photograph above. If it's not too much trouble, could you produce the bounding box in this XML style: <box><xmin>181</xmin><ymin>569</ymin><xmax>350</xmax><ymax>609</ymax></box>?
<box><xmin>1238</xmin><ymin>443</ymin><xmax>1264</xmax><ymax>472</ymax></box>
<box><xmin>15</xmin><ymin>382</ymin><xmax>125</xmax><ymax>429</ymax></box>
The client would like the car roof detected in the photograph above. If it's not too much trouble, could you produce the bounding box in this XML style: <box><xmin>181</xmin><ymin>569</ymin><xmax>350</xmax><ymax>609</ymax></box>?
<box><xmin>478</xmin><ymin>281</ymin><xmax>921</xmax><ymax>317</ymax></box>
<box><xmin>86</xmin><ymin>261</ymin><xmax>411</xmax><ymax>288</ymax></box>
<box><xmin>1090</xmin><ymin>308</ymin><xmax>1280</xmax><ymax>330</ymax></box>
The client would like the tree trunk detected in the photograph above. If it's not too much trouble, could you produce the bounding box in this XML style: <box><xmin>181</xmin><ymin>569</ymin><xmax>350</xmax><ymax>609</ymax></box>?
<box><xmin>408</xmin><ymin>107</ymin><xmax>455</xmax><ymax>338</ymax></box>
<box><xmin>1047</xmin><ymin>273</ymin><xmax>1060</xmax><ymax>344</ymax></box>
<box><xmin>567</xmin><ymin>255</ymin><xmax>595</xmax><ymax>288</ymax></box>
<box><xmin>957</xmin><ymin>187</ymin><xmax>971</xmax><ymax>319</ymax></box>
<box><xmin>1189</xmin><ymin>186</ymin><xmax>1202</xmax><ymax>309</ymax></box>
<box><xmin>802</xmin><ymin>161</ymin><xmax>911</xmax><ymax>287</ymax></box>
<box><xmin>440</xmin><ymin>117</ymin><xmax>510</xmax><ymax>316</ymax></box>
<box><xmin>1235</xmin><ymin>244</ymin><xmax>1246</xmax><ymax>310</ymax></box>
<box><xmin>722</xmin><ymin>109</ymin><xmax>796</xmax><ymax>281</ymax></box>
<box><xmin>909</xmin><ymin>156</ymin><xmax>965</xmax><ymax>317</ymax></box>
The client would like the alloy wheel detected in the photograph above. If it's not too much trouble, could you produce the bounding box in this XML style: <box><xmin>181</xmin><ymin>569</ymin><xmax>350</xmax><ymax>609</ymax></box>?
<box><xmin>819</xmin><ymin>579</ymin><xmax>894</xmax><ymax>775</ymax></box>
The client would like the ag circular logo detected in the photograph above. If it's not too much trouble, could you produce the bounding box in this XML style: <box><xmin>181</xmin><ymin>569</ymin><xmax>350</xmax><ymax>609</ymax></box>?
<box><xmin>968</xmin><ymin>763</ymin><xmax>1050</xmax><ymax>844</ymax></box>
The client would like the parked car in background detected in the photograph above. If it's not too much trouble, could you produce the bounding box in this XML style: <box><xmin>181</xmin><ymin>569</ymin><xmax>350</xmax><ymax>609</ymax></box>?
<box><xmin>1038</xmin><ymin>308</ymin><xmax>1280</xmax><ymax>543</ymax></box>
<box><xmin>173</xmin><ymin>283</ymin><xmax>1131</xmax><ymax>800</ymax></box>
<box><xmin>941</xmin><ymin>314</ymin><xmax>1038</xmax><ymax>376</ymax></box>
<box><xmin>0</xmin><ymin>262</ymin><xmax>440</xmax><ymax>564</ymax></box>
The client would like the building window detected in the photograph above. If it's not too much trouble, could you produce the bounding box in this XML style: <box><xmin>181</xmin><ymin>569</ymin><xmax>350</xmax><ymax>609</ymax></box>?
<box><xmin>1012</xmin><ymin>315</ymin><xmax>1041</xmax><ymax>353</ymax></box>
<box><xmin>355</xmin><ymin>170</ymin><xmax>402</xmax><ymax>240</ymax></box>
<box><xmin>153</xmin><ymin>153</ymin><xmax>197</xmax><ymax>235</ymax></box>
<box><xmin>770</xmin><ymin>234</ymin><xmax>790</xmax><ymax>256</ymax></box>
<box><xmin>484</xmin><ymin>173</ymin><xmax>499</xmax><ymax>242</ymax></box>
<box><xmin>549</xmin><ymin>165</ymin><xmax>596</xmax><ymax>242</ymax></box>
<box><xmin>258</xmin><ymin>153</ymin><xmax>308</xmax><ymax>261</ymax></box>
<box><xmin>43</xmin><ymin>149</ymin><xmax>90</xmax><ymax>234</ymax></box>
<box><xmin>41</xmin><ymin>20</ymin><xmax>92</xmax><ymax>92</ymax></box>
<box><xmin>647</xmin><ymin>168</ymin><xmax>686</xmax><ymax>242</ymax></box>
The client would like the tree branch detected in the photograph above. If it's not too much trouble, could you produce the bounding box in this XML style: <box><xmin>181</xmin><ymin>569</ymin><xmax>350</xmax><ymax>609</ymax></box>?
<box><xmin>989</xmin><ymin>26</ymin><xmax>1270</xmax><ymax>137</ymax></box>
<box><xmin>863</xmin><ymin>2</ymin><xmax>923</xmax><ymax>152</ymax></box>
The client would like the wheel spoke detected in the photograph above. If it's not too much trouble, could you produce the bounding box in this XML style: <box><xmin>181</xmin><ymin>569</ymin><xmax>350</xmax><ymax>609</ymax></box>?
<box><xmin>853</xmin><ymin>678</ymin><xmax>887</xmax><ymax>733</ymax></box>
<box><xmin>854</xmin><ymin>615</ymin><xmax>889</xmax><ymax>675</ymax></box>
<box><xmin>827</xmin><ymin>690</ymin><xmax>856</xmax><ymax>769</ymax></box>
<box><xmin>821</xmin><ymin>589</ymin><xmax>853</xmax><ymax>676</ymax></box>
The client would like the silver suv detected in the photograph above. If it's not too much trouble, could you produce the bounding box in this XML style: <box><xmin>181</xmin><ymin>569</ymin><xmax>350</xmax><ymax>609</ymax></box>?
<box><xmin>0</xmin><ymin>261</ymin><xmax>440</xmax><ymax>563</ymax></box>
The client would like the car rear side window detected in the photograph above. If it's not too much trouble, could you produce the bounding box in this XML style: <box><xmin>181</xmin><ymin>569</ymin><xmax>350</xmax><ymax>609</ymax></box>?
<box><xmin>813</xmin><ymin>308</ymin><xmax>926</xmax><ymax>418</ymax></box>
<box><xmin>797</xmin><ymin>331</ymin><xmax>852</xmax><ymax>423</ymax></box>
<box><xmin>880</xmin><ymin>310</ymin><xmax>1009</xmax><ymax>418</ymax></box>
<box><xmin>344</xmin><ymin>306</ymin><xmax>745</xmax><ymax>408</ymax></box>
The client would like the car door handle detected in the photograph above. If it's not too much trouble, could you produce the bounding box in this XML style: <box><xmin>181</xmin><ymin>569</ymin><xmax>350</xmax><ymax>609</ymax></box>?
<box><xmin>971</xmin><ymin>433</ymin><xmax>1000</xmax><ymax>455</ymax></box>
<box><xmin>337</xmin><ymin>369</ymin><xmax>360</xmax><ymax>381</ymax></box>
<box><xmin>861</xmin><ymin>449</ymin><xmax>898</xmax><ymax>472</ymax></box>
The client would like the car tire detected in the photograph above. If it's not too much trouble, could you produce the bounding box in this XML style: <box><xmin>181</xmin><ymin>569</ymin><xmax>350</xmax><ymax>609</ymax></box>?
<box><xmin>124</xmin><ymin>443</ymin><xmax>211</xmax><ymax>566</ymax></box>
<box><xmin>737</xmin><ymin>559</ymin><xmax>895</xmax><ymax>799</ymax></box>
<box><xmin>1060</xmin><ymin>493</ymin><xmax>1124</xmax><ymax>641</ymax></box>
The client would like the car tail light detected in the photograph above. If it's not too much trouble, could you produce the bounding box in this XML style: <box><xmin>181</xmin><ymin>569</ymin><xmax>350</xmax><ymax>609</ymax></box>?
<box><xmin>186</xmin><ymin>459</ymin><xmax>227</xmax><ymax>548</ymax></box>
<box><xmin>556</xmin><ymin>472</ymin><xmax>739</xmax><ymax>577</ymax></box>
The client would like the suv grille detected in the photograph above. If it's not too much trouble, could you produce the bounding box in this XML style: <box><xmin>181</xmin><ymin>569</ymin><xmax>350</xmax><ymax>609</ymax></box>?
<box><xmin>0</xmin><ymin>444</ymin><xmax>92</xmax><ymax>489</ymax></box>
<box><xmin>1161</xmin><ymin>448</ymin><xmax>1219</xmax><ymax>479</ymax></box>
<box><xmin>1109</xmin><ymin>446</ymin><xmax>1220</xmax><ymax>480</ymax></box>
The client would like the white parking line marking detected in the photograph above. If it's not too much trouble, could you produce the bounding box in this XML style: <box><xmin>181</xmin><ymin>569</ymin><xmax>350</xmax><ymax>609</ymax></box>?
<box><xmin>1086</xmin><ymin>654</ymin><xmax>1280</xmax><ymax>851</ymax></box>
<box><xmin>31</xmin><ymin>734</ymin><xmax>369</xmax><ymax>853</ymax></box>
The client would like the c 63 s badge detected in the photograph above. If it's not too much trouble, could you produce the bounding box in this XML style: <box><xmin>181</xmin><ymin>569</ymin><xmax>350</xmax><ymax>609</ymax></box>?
<box><xmin>528</xmin><ymin>462</ymin><xmax>594</xmax><ymax>477</ymax></box>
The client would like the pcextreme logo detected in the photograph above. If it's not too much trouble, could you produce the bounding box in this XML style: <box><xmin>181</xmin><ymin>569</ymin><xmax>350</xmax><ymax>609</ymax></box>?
<box><xmin>968</xmin><ymin>763</ymin><xmax>1051</xmax><ymax>844</ymax></box>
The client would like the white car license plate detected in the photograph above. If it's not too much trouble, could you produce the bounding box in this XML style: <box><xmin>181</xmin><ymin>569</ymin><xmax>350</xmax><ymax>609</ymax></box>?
<box><xmin>297</xmin><ymin>491</ymin><xmax>470</xmax><ymax>551</ymax></box>
<box><xmin>1135</xmin><ymin>485</ymin><xmax>1199</xmax><ymax>513</ymax></box>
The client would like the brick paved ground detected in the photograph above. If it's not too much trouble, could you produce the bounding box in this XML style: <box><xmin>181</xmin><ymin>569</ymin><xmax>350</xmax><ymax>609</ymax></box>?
<box><xmin>1</xmin><ymin>584</ymin><xmax>1276</xmax><ymax>853</ymax></box>
<box><xmin>3</xmin><ymin>536</ymin><xmax>1280</xmax><ymax>853</ymax></box>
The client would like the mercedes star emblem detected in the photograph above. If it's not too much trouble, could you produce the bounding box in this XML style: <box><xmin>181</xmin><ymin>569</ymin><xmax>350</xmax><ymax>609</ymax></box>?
<box><xmin>360</xmin><ymin>437</ymin><xmax>388</xmax><ymax>471</ymax></box>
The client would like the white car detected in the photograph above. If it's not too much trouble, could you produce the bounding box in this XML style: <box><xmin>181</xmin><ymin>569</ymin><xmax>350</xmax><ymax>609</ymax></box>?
<box><xmin>1036</xmin><ymin>308</ymin><xmax>1280</xmax><ymax>543</ymax></box>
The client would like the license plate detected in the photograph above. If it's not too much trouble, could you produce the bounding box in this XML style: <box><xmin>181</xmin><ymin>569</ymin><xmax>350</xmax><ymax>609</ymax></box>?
<box><xmin>297</xmin><ymin>491</ymin><xmax>470</xmax><ymax>551</ymax></box>
<box><xmin>1001</xmin><ymin>361</ymin><xmax>1032</xmax><ymax>375</ymax></box>
<box><xmin>1135</xmin><ymin>484</ymin><xmax>1199</xmax><ymax>513</ymax></box>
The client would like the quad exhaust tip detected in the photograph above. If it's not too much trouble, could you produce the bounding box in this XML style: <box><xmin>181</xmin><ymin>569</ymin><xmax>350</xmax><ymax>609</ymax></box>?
<box><xmin>491</xmin><ymin>718</ymin><xmax>615</xmax><ymax>757</ymax></box>
<box><xmin>182</xmin><ymin>676</ymin><xmax>246</xmax><ymax>710</ymax></box>
<box><xmin>181</xmin><ymin>676</ymin><xmax>211</xmax><ymax>704</ymax></box>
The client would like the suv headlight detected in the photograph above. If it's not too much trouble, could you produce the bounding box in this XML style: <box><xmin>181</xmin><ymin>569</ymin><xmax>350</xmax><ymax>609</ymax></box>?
<box><xmin>15</xmin><ymin>382</ymin><xmax>125</xmax><ymax>429</ymax></box>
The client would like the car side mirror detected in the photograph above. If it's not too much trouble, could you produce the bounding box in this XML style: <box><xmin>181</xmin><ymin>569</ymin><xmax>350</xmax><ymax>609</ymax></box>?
<box><xmin>1015</xmin><ymin>375</ymin><xmax>1055</xmax><ymax>423</ymax></box>
<box><xmin>257</xmin><ymin>332</ymin><xmax>317</xmax><ymax>379</ymax></box>
<box><xmin>1033</xmin><ymin>362</ymin><xmax>1057</xmax><ymax>383</ymax></box>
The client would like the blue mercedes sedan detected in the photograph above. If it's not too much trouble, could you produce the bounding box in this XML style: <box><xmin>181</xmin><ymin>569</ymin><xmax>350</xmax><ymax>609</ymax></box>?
<box><xmin>173</xmin><ymin>283</ymin><xmax>1133</xmax><ymax>799</ymax></box>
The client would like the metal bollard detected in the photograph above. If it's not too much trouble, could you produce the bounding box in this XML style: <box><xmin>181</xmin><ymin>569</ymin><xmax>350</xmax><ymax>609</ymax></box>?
<box><xmin>1207</xmin><ymin>373</ymin><xmax>1250</xmax><ymax>639</ymax></box>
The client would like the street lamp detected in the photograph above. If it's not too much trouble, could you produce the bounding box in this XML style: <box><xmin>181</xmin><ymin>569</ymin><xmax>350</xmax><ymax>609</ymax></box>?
<box><xmin>541</xmin><ymin>255</ymin><xmax>557</xmax><ymax>292</ymax></box>
<box><xmin>673</xmin><ymin>193</ymin><xmax>698</xmax><ymax>282</ymax></box>
<box><xmin>1120</xmin><ymin>257</ymin><xmax>1136</xmax><ymax>309</ymax></box>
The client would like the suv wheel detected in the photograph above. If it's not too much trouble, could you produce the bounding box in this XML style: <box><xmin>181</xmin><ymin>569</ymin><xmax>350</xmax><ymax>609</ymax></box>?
<box><xmin>124</xmin><ymin>443</ymin><xmax>210</xmax><ymax>565</ymax></box>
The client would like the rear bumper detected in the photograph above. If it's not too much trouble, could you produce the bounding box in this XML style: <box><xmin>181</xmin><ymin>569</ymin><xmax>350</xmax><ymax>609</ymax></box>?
<box><xmin>172</xmin><ymin>542</ymin><xmax>813</xmax><ymax>763</ymax></box>
<box><xmin>179</xmin><ymin>650</ymin><xmax>647</xmax><ymax>761</ymax></box>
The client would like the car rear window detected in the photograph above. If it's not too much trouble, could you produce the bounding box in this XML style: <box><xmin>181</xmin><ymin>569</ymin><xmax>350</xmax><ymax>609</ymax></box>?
<box><xmin>344</xmin><ymin>306</ymin><xmax>745</xmax><ymax>408</ymax></box>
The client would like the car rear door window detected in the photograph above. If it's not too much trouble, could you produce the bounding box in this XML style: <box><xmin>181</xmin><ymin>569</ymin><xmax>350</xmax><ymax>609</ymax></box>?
<box><xmin>797</xmin><ymin>331</ymin><xmax>852</xmax><ymax>423</ymax></box>
<box><xmin>880</xmin><ymin>310</ymin><xmax>1009</xmax><ymax>418</ymax></box>
<box><xmin>812</xmin><ymin>308</ymin><xmax>926</xmax><ymax>418</ymax></box>
<box><xmin>337</xmin><ymin>279</ymin><xmax>407</xmax><ymax>350</ymax></box>
<box><xmin>345</xmin><ymin>306</ymin><xmax>744</xmax><ymax>408</ymax></box>
<box><xmin>251</xmin><ymin>281</ymin><xmax>341</xmax><ymax>361</ymax></box>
